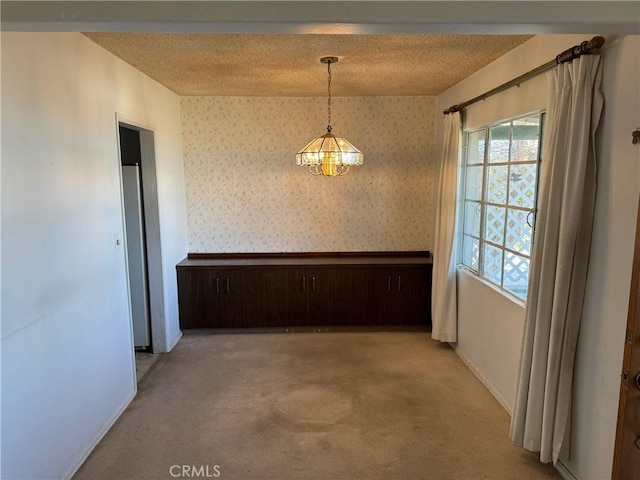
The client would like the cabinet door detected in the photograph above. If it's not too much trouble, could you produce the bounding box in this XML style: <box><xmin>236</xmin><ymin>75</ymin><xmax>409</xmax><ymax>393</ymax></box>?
<box><xmin>241</xmin><ymin>269</ymin><xmax>266</xmax><ymax>328</ymax></box>
<box><xmin>261</xmin><ymin>268</ymin><xmax>290</xmax><ymax>327</ymax></box>
<box><xmin>177</xmin><ymin>268</ymin><xmax>220</xmax><ymax>329</ymax></box>
<box><xmin>349</xmin><ymin>268</ymin><xmax>389</xmax><ymax>326</ymax></box>
<box><xmin>285</xmin><ymin>268</ymin><xmax>310</xmax><ymax>326</ymax></box>
<box><xmin>309</xmin><ymin>268</ymin><xmax>353</xmax><ymax>326</ymax></box>
<box><xmin>217</xmin><ymin>269</ymin><xmax>245</xmax><ymax>328</ymax></box>
<box><xmin>394</xmin><ymin>267</ymin><xmax>430</xmax><ymax>325</ymax></box>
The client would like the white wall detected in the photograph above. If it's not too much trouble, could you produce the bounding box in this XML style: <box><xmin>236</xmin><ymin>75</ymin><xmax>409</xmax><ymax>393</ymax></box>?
<box><xmin>1</xmin><ymin>32</ymin><xmax>188</xmax><ymax>480</ymax></box>
<box><xmin>455</xmin><ymin>269</ymin><xmax>526</xmax><ymax>413</ymax></box>
<box><xmin>181</xmin><ymin>96</ymin><xmax>436</xmax><ymax>253</ymax></box>
<box><xmin>436</xmin><ymin>34</ymin><xmax>640</xmax><ymax>479</ymax></box>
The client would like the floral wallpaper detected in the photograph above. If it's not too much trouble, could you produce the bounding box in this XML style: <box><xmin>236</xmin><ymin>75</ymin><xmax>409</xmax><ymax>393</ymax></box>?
<box><xmin>181</xmin><ymin>96</ymin><xmax>436</xmax><ymax>253</ymax></box>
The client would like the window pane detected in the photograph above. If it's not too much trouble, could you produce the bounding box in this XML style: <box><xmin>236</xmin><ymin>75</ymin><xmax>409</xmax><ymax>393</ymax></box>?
<box><xmin>506</xmin><ymin>208</ymin><xmax>532</xmax><ymax>255</ymax></box>
<box><xmin>463</xmin><ymin>201</ymin><xmax>481</xmax><ymax>237</ymax></box>
<box><xmin>484</xmin><ymin>205</ymin><xmax>506</xmax><ymax>245</ymax></box>
<box><xmin>488</xmin><ymin>123</ymin><xmax>510</xmax><ymax>163</ymax></box>
<box><xmin>503</xmin><ymin>252</ymin><xmax>530</xmax><ymax>299</ymax></box>
<box><xmin>486</xmin><ymin>165</ymin><xmax>508</xmax><ymax>205</ymax></box>
<box><xmin>510</xmin><ymin>117</ymin><xmax>540</xmax><ymax>162</ymax></box>
<box><xmin>465</xmin><ymin>165</ymin><xmax>484</xmax><ymax>201</ymax></box>
<box><xmin>467</xmin><ymin>129</ymin><xmax>486</xmax><ymax>165</ymax></box>
<box><xmin>483</xmin><ymin>243</ymin><xmax>503</xmax><ymax>285</ymax></box>
<box><xmin>462</xmin><ymin>235</ymin><xmax>480</xmax><ymax>271</ymax></box>
<box><xmin>508</xmin><ymin>163</ymin><xmax>537</xmax><ymax>209</ymax></box>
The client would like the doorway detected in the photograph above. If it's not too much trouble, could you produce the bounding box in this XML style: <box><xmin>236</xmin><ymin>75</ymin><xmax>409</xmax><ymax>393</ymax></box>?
<box><xmin>117</xmin><ymin>121</ymin><xmax>167</xmax><ymax>381</ymax></box>
<box><xmin>119</xmin><ymin>125</ymin><xmax>151</xmax><ymax>351</ymax></box>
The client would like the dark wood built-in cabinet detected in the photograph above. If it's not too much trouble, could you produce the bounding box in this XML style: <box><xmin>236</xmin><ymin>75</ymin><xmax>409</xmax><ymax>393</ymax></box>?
<box><xmin>177</xmin><ymin>253</ymin><xmax>432</xmax><ymax>329</ymax></box>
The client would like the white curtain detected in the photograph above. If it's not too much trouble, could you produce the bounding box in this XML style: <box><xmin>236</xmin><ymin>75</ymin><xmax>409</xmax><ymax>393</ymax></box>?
<box><xmin>510</xmin><ymin>55</ymin><xmax>603</xmax><ymax>464</ymax></box>
<box><xmin>432</xmin><ymin>112</ymin><xmax>461</xmax><ymax>343</ymax></box>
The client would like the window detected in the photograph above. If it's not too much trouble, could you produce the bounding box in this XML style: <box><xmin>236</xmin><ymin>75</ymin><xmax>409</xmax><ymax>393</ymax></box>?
<box><xmin>460</xmin><ymin>113</ymin><xmax>543</xmax><ymax>300</ymax></box>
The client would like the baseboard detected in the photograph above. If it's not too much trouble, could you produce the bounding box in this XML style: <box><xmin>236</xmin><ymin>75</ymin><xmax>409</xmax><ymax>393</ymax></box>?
<box><xmin>168</xmin><ymin>330</ymin><xmax>183</xmax><ymax>351</ymax></box>
<box><xmin>452</xmin><ymin>346</ymin><xmax>513</xmax><ymax>415</ymax></box>
<box><xmin>556</xmin><ymin>460</ymin><xmax>578</xmax><ymax>480</ymax></box>
<box><xmin>454</xmin><ymin>347</ymin><xmax>576</xmax><ymax>480</ymax></box>
<box><xmin>63</xmin><ymin>390</ymin><xmax>136</xmax><ymax>480</ymax></box>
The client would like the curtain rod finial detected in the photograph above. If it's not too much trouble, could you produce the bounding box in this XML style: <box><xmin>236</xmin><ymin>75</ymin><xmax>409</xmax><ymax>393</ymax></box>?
<box><xmin>557</xmin><ymin>35</ymin><xmax>605</xmax><ymax>64</ymax></box>
<box><xmin>443</xmin><ymin>105</ymin><xmax>460</xmax><ymax>115</ymax></box>
<box><xmin>590</xmin><ymin>36</ymin><xmax>605</xmax><ymax>50</ymax></box>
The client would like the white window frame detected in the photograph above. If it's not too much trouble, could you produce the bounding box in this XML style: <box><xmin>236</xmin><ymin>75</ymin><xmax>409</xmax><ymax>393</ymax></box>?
<box><xmin>459</xmin><ymin>112</ymin><xmax>544</xmax><ymax>300</ymax></box>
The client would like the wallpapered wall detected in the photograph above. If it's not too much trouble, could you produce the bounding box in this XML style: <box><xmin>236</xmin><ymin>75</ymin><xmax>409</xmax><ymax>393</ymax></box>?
<box><xmin>181</xmin><ymin>96</ymin><xmax>436</xmax><ymax>253</ymax></box>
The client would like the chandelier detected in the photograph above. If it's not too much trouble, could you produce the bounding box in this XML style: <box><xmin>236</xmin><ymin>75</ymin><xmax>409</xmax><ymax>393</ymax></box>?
<box><xmin>296</xmin><ymin>56</ymin><xmax>363</xmax><ymax>176</ymax></box>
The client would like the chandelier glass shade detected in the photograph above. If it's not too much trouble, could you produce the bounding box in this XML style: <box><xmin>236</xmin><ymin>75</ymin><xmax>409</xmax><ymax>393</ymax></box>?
<box><xmin>296</xmin><ymin>129</ymin><xmax>364</xmax><ymax>177</ymax></box>
<box><xmin>296</xmin><ymin>57</ymin><xmax>363</xmax><ymax>177</ymax></box>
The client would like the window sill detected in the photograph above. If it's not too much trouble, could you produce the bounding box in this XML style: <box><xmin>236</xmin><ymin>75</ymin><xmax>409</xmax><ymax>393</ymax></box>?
<box><xmin>457</xmin><ymin>265</ymin><xmax>527</xmax><ymax>309</ymax></box>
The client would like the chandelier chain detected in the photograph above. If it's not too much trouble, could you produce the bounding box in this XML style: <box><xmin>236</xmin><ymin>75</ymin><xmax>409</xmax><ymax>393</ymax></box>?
<box><xmin>327</xmin><ymin>59</ymin><xmax>332</xmax><ymax>131</ymax></box>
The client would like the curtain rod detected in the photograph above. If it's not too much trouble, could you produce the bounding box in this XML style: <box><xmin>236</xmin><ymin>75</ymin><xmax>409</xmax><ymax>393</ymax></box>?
<box><xmin>442</xmin><ymin>35</ymin><xmax>605</xmax><ymax>115</ymax></box>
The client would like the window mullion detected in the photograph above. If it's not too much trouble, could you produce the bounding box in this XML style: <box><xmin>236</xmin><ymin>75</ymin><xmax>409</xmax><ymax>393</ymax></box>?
<box><xmin>486</xmin><ymin>202</ymin><xmax>530</xmax><ymax>212</ymax></box>
<box><xmin>478</xmin><ymin>127</ymin><xmax>489</xmax><ymax>278</ymax></box>
<box><xmin>502</xmin><ymin>245</ymin><xmax>530</xmax><ymax>258</ymax></box>
<box><xmin>500</xmin><ymin>121</ymin><xmax>513</xmax><ymax>290</ymax></box>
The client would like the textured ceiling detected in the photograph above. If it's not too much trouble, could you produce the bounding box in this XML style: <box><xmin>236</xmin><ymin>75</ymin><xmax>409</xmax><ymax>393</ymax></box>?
<box><xmin>83</xmin><ymin>33</ymin><xmax>532</xmax><ymax>96</ymax></box>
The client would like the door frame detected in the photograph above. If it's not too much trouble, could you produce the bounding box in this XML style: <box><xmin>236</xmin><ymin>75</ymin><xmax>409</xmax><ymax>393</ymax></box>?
<box><xmin>115</xmin><ymin>114</ymin><xmax>167</xmax><ymax>355</ymax></box>
<box><xmin>612</xmin><ymin>194</ymin><xmax>640</xmax><ymax>478</ymax></box>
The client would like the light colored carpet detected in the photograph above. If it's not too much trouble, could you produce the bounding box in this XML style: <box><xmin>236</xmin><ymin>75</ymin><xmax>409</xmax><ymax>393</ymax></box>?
<box><xmin>74</xmin><ymin>331</ymin><xmax>560</xmax><ymax>480</ymax></box>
